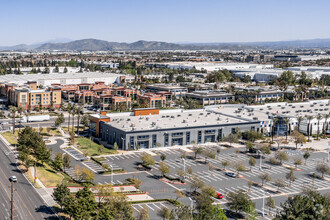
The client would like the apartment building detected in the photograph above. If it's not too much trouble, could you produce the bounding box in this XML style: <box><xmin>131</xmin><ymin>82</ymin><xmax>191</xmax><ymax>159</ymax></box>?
<box><xmin>138</xmin><ymin>93</ymin><xmax>167</xmax><ymax>108</ymax></box>
<box><xmin>6</xmin><ymin>81</ymin><xmax>61</xmax><ymax>110</ymax></box>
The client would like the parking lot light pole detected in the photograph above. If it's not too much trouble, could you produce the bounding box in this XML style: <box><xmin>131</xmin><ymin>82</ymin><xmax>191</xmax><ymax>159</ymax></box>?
<box><xmin>262</xmin><ymin>190</ymin><xmax>265</xmax><ymax>217</ymax></box>
<box><xmin>327</xmin><ymin>141</ymin><xmax>330</xmax><ymax>162</ymax></box>
<box><xmin>182</xmin><ymin>158</ymin><xmax>186</xmax><ymax>177</ymax></box>
<box><xmin>188</xmin><ymin>197</ymin><xmax>193</xmax><ymax>216</ymax></box>
<box><xmin>258</xmin><ymin>150</ymin><xmax>262</xmax><ymax>170</ymax></box>
<box><xmin>109</xmin><ymin>164</ymin><xmax>113</xmax><ymax>184</ymax></box>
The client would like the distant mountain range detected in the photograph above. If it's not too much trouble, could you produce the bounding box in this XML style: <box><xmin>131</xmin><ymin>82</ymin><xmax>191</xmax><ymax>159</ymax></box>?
<box><xmin>1</xmin><ymin>38</ymin><xmax>330</xmax><ymax>51</ymax></box>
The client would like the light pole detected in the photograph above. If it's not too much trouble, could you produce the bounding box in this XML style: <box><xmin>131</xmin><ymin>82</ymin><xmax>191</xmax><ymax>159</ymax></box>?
<box><xmin>188</xmin><ymin>197</ymin><xmax>194</xmax><ymax>216</ymax></box>
<box><xmin>11</xmin><ymin>181</ymin><xmax>14</xmax><ymax>220</ymax></box>
<box><xmin>262</xmin><ymin>189</ymin><xmax>265</xmax><ymax>217</ymax></box>
<box><xmin>327</xmin><ymin>141</ymin><xmax>330</xmax><ymax>162</ymax></box>
<box><xmin>258</xmin><ymin>150</ymin><xmax>262</xmax><ymax>170</ymax></box>
<box><xmin>182</xmin><ymin>158</ymin><xmax>186</xmax><ymax>177</ymax></box>
<box><xmin>109</xmin><ymin>164</ymin><xmax>113</xmax><ymax>184</ymax></box>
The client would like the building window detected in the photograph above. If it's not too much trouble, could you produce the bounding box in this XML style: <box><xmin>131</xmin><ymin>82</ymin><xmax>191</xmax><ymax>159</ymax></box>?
<box><xmin>231</xmin><ymin>128</ymin><xmax>237</xmax><ymax>134</ymax></box>
<box><xmin>218</xmin><ymin>128</ymin><xmax>223</xmax><ymax>141</ymax></box>
<box><xmin>152</xmin><ymin>135</ymin><xmax>157</xmax><ymax>148</ymax></box>
<box><xmin>186</xmin><ymin>132</ymin><xmax>190</xmax><ymax>145</ymax></box>
<box><xmin>172</xmin><ymin>132</ymin><xmax>183</xmax><ymax>137</ymax></box>
<box><xmin>164</xmin><ymin>133</ymin><xmax>169</xmax><ymax>147</ymax></box>
<box><xmin>198</xmin><ymin>131</ymin><xmax>202</xmax><ymax>144</ymax></box>
<box><xmin>205</xmin><ymin>130</ymin><xmax>215</xmax><ymax>134</ymax></box>
<box><xmin>137</xmin><ymin>135</ymin><xmax>149</xmax><ymax>140</ymax></box>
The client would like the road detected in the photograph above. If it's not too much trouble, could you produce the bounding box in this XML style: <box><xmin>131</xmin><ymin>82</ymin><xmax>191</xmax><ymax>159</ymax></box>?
<box><xmin>0</xmin><ymin>138</ymin><xmax>58</xmax><ymax>220</ymax></box>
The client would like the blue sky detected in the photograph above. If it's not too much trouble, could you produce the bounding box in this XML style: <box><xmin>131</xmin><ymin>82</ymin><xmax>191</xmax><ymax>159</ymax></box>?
<box><xmin>1</xmin><ymin>0</ymin><xmax>330</xmax><ymax>45</ymax></box>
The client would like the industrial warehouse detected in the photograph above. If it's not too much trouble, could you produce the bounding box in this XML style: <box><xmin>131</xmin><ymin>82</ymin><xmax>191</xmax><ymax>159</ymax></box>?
<box><xmin>89</xmin><ymin>99</ymin><xmax>330</xmax><ymax>150</ymax></box>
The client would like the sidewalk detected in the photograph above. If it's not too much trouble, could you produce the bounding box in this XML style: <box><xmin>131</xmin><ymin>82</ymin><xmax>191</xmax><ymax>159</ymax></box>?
<box><xmin>30</xmin><ymin>166</ymin><xmax>56</xmax><ymax>206</ymax></box>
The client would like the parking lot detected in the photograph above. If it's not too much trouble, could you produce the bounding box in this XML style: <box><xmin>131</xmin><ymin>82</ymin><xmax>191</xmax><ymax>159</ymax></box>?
<box><xmin>63</xmin><ymin>147</ymin><xmax>87</xmax><ymax>161</ymax></box>
<box><xmin>133</xmin><ymin>201</ymin><xmax>174</xmax><ymax>219</ymax></box>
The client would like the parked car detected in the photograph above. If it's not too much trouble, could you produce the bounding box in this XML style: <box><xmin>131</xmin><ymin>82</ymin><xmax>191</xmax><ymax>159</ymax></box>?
<box><xmin>217</xmin><ymin>193</ymin><xmax>223</xmax><ymax>199</ymax></box>
<box><xmin>9</xmin><ymin>176</ymin><xmax>17</xmax><ymax>182</ymax></box>
<box><xmin>0</xmin><ymin>121</ymin><xmax>9</xmax><ymax>125</ymax></box>
<box><xmin>225</xmin><ymin>172</ymin><xmax>236</xmax><ymax>178</ymax></box>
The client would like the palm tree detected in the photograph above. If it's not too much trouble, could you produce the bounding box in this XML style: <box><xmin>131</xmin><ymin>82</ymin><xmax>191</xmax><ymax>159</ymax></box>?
<box><xmin>316</xmin><ymin>114</ymin><xmax>322</xmax><ymax>140</ymax></box>
<box><xmin>71</xmin><ymin>105</ymin><xmax>76</xmax><ymax>133</ymax></box>
<box><xmin>323</xmin><ymin>114</ymin><xmax>329</xmax><ymax>137</ymax></box>
<box><xmin>67</xmin><ymin>103</ymin><xmax>72</xmax><ymax>129</ymax></box>
<box><xmin>306</xmin><ymin>115</ymin><xmax>314</xmax><ymax>141</ymax></box>
<box><xmin>271</xmin><ymin>118</ymin><xmax>278</xmax><ymax>142</ymax></box>
<box><xmin>9</xmin><ymin>106</ymin><xmax>17</xmax><ymax>134</ymax></box>
<box><xmin>297</xmin><ymin>116</ymin><xmax>303</xmax><ymax>132</ymax></box>
<box><xmin>17</xmin><ymin>106</ymin><xmax>23</xmax><ymax>132</ymax></box>
<box><xmin>76</xmin><ymin>105</ymin><xmax>83</xmax><ymax>135</ymax></box>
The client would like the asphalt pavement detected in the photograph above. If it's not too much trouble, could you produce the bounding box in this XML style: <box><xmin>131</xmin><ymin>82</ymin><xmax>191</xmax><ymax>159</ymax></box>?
<box><xmin>0</xmin><ymin>138</ymin><xmax>58</xmax><ymax>220</ymax></box>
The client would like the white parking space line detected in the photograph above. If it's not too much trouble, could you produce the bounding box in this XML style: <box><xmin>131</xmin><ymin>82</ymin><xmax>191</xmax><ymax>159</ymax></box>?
<box><xmin>145</xmin><ymin>204</ymin><xmax>154</xmax><ymax>211</ymax></box>
<box><xmin>152</xmin><ymin>203</ymin><xmax>161</xmax><ymax>209</ymax></box>
<box><xmin>133</xmin><ymin>207</ymin><xmax>140</xmax><ymax>213</ymax></box>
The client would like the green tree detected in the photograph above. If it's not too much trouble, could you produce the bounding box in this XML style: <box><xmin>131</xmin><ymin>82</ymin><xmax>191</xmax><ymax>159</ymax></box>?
<box><xmin>265</xmin><ymin>196</ymin><xmax>276</xmax><ymax>216</ymax></box>
<box><xmin>137</xmin><ymin>205</ymin><xmax>150</xmax><ymax>220</ymax></box>
<box><xmin>293</xmin><ymin>158</ymin><xmax>303</xmax><ymax>170</ymax></box>
<box><xmin>53</xmin><ymin>152</ymin><xmax>63</xmax><ymax>171</ymax></box>
<box><xmin>274</xmin><ymin>178</ymin><xmax>286</xmax><ymax>191</ymax></box>
<box><xmin>225</xmin><ymin>133</ymin><xmax>239</xmax><ymax>147</ymax></box>
<box><xmin>227</xmin><ymin>190</ymin><xmax>255</xmax><ymax>216</ymax></box>
<box><xmin>55</xmin><ymin>113</ymin><xmax>65</xmax><ymax>127</ymax></box>
<box><xmin>275</xmin><ymin>151</ymin><xmax>289</xmax><ymax>165</ymax></box>
<box><xmin>159</xmin><ymin>161</ymin><xmax>170</xmax><ymax>177</ymax></box>
<box><xmin>75</xmin><ymin>165</ymin><xmax>95</xmax><ymax>183</ymax></box>
<box><xmin>316</xmin><ymin>163</ymin><xmax>330</xmax><ymax>178</ymax></box>
<box><xmin>221</xmin><ymin>160</ymin><xmax>230</xmax><ymax>169</ymax></box>
<box><xmin>52</xmin><ymin>183</ymin><xmax>70</xmax><ymax>209</ymax></box>
<box><xmin>202</xmin><ymin>149</ymin><xmax>216</xmax><ymax>163</ymax></box>
<box><xmin>192</xmin><ymin>146</ymin><xmax>203</xmax><ymax>159</ymax></box>
<box><xmin>286</xmin><ymin>169</ymin><xmax>296</xmax><ymax>186</ymax></box>
<box><xmin>81</xmin><ymin>114</ymin><xmax>90</xmax><ymax>129</ymax></box>
<box><xmin>190</xmin><ymin>175</ymin><xmax>205</xmax><ymax>192</ymax></box>
<box><xmin>75</xmin><ymin>185</ymin><xmax>97</xmax><ymax>218</ymax></box>
<box><xmin>274</xmin><ymin>192</ymin><xmax>330</xmax><ymax>220</ymax></box>
<box><xmin>140</xmin><ymin>153</ymin><xmax>155</xmax><ymax>168</ymax></box>
<box><xmin>63</xmin><ymin>154</ymin><xmax>71</xmax><ymax>172</ymax></box>
<box><xmin>160</xmin><ymin>153</ymin><xmax>166</xmax><ymax>161</ymax></box>
<box><xmin>303</xmin><ymin>152</ymin><xmax>310</xmax><ymax>165</ymax></box>
<box><xmin>249</xmin><ymin>157</ymin><xmax>256</xmax><ymax>171</ymax></box>
<box><xmin>157</xmin><ymin>206</ymin><xmax>171</xmax><ymax>220</ymax></box>
<box><xmin>258</xmin><ymin>173</ymin><xmax>271</xmax><ymax>186</ymax></box>
<box><xmin>234</xmin><ymin>161</ymin><xmax>246</xmax><ymax>177</ymax></box>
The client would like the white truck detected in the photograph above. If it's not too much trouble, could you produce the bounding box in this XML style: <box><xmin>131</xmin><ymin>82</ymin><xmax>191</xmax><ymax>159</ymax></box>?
<box><xmin>20</xmin><ymin>115</ymin><xmax>50</xmax><ymax>123</ymax></box>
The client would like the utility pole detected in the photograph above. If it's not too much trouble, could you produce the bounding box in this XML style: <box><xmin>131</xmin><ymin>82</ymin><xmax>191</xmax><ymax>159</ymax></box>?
<box><xmin>10</xmin><ymin>181</ymin><xmax>14</xmax><ymax>220</ymax></box>
<box><xmin>262</xmin><ymin>190</ymin><xmax>265</xmax><ymax>217</ymax></box>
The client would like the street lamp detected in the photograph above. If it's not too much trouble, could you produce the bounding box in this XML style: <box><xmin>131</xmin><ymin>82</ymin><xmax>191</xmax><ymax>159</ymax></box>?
<box><xmin>9</xmin><ymin>176</ymin><xmax>17</xmax><ymax>220</ymax></box>
<box><xmin>109</xmin><ymin>164</ymin><xmax>113</xmax><ymax>184</ymax></box>
<box><xmin>327</xmin><ymin>141</ymin><xmax>330</xmax><ymax>162</ymax></box>
<box><xmin>182</xmin><ymin>158</ymin><xmax>186</xmax><ymax>177</ymax></box>
<box><xmin>262</xmin><ymin>189</ymin><xmax>265</xmax><ymax>217</ymax></box>
<box><xmin>258</xmin><ymin>150</ymin><xmax>262</xmax><ymax>170</ymax></box>
<box><xmin>188</xmin><ymin>197</ymin><xmax>194</xmax><ymax>216</ymax></box>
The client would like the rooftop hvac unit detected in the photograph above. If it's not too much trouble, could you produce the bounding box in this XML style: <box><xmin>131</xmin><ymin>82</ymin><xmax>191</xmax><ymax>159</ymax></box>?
<box><xmin>171</xmin><ymin>116</ymin><xmax>175</xmax><ymax>118</ymax></box>
<box><xmin>217</xmin><ymin>117</ymin><xmax>221</xmax><ymax>121</ymax></box>
<box><xmin>237</xmin><ymin>115</ymin><xmax>241</xmax><ymax>117</ymax></box>
<box><xmin>127</xmin><ymin>118</ymin><xmax>131</xmax><ymax>121</ymax></box>
<box><xmin>177</xmin><ymin>114</ymin><xmax>181</xmax><ymax>117</ymax></box>
<box><xmin>253</xmin><ymin>117</ymin><xmax>258</xmax><ymax>120</ymax></box>
<box><xmin>132</xmin><ymin>127</ymin><xmax>135</xmax><ymax>131</ymax></box>
<box><xmin>182</xmin><ymin>120</ymin><xmax>187</xmax><ymax>123</ymax></box>
<box><xmin>162</xmin><ymin>115</ymin><xmax>165</xmax><ymax>118</ymax></box>
<box><xmin>281</xmin><ymin>107</ymin><xmax>285</xmax><ymax>109</ymax></box>
<box><xmin>200</xmin><ymin>113</ymin><xmax>203</xmax><ymax>115</ymax></box>
<box><xmin>130</xmin><ymin>123</ymin><xmax>135</xmax><ymax>127</ymax></box>
<box><xmin>151</xmin><ymin>122</ymin><xmax>156</xmax><ymax>126</ymax></box>
<box><xmin>188</xmin><ymin>114</ymin><xmax>192</xmax><ymax>116</ymax></box>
